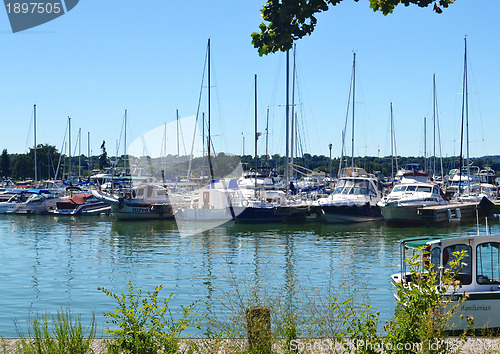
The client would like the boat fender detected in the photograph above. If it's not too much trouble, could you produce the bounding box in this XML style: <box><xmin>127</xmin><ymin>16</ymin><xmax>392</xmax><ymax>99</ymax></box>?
<box><xmin>118</xmin><ymin>197</ymin><xmax>124</xmax><ymax>209</ymax></box>
<box><xmin>242</xmin><ymin>199</ymin><xmax>249</xmax><ymax>207</ymax></box>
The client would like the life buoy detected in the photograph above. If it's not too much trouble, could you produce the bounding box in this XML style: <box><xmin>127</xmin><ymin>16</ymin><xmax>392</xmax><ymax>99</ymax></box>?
<box><xmin>242</xmin><ymin>199</ymin><xmax>249</xmax><ymax>207</ymax></box>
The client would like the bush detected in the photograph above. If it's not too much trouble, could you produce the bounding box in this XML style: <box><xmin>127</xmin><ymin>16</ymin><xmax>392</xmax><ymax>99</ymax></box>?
<box><xmin>384</xmin><ymin>247</ymin><xmax>470</xmax><ymax>353</ymax></box>
<box><xmin>98</xmin><ymin>282</ymin><xmax>200</xmax><ymax>353</ymax></box>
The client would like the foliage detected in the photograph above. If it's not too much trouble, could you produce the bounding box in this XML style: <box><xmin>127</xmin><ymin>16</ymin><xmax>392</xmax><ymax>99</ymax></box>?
<box><xmin>0</xmin><ymin>149</ymin><xmax>10</xmax><ymax>178</ymax></box>
<box><xmin>98</xmin><ymin>282</ymin><xmax>201</xmax><ymax>354</ymax></box>
<box><xmin>99</xmin><ymin>141</ymin><xmax>108</xmax><ymax>171</ymax></box>
<box><xmin>252</xmin><ymin>0</ymin><xmax>455</xmax><ymax>56</ymax></box>
<box><xmin>384</xmin><ymin>247</ymin><xmax>469</xmax><ymax>353</ymax></box>
<box><xmin>10</xmin><ymin>153</ymin><xmax>33</xmax><ymax>180</ymax></box>
<box><xmin>330</xmin><ymin>298</ymin><xmax>382</xmax><ymax>353</ymax></box>
<box><xmin>15</xmin><ymin>309</ymin><xmax>96</xmax><ymax>354</ymax></box>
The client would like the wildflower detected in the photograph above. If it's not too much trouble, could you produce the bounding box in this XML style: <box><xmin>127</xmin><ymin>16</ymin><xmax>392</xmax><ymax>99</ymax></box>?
<box><xmin>466</xmin><ymin>315</ymin><xmax>474</xmax><ymax>323</ymax></box>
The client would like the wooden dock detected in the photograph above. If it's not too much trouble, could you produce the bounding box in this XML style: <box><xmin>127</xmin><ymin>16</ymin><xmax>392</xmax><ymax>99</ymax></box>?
<box><xmin>417</xmin><ymin>199</ymin><xmax>500</xmax><ymax>224</ymax></box>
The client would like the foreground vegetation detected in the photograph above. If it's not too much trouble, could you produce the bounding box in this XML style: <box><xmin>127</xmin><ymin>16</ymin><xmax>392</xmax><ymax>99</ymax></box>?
<box><xmin>2</xmin><ymin>249</ymin><xmax>485</xmax><ymax>353</ymax></box>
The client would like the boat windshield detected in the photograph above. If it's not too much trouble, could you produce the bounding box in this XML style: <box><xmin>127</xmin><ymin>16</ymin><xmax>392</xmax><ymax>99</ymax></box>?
<box><xmin>477</xmin><ymin>242</ymin><xmax>500</xmax><ymax>284</ymax></box>
<box><xmin>393</xmin><ymin>185</ymin><xmax>406</xmax><ymax>192</ymax></box>
<box><xmin>416</xmin><ymin>186</ymin><xmax>432</xmax><ymax>193</ymax></box>
<box><xmin>332</xmin><ymin>178</ymin><xmax>377</xmax><ymax>196</ymax></box>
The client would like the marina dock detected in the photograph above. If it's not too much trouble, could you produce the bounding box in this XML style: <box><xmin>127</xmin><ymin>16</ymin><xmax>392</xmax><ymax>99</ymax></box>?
<box><xmin>417</xmin><ymin>199</ymin><xmax>500</xmax><ymax>224</ymax></box>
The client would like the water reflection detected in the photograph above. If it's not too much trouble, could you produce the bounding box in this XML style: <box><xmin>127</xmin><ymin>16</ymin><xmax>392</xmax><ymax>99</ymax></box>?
<box><xmin>1</xmin><ymin>214</ymin><xmax>500</xmax><ymax>337</ymax></box>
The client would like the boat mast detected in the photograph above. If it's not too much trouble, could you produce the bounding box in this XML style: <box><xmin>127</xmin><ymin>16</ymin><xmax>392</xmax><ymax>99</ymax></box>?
<box><xmin>390</xmin><ymin>102</ymin><xmax>394</xmax><ymax>181</ymax></box>
<box><xmin>432</xmin><ymin>74</ymin><xmax>436</xmax><ymax>178</ymax></box>
<box><xmin>176</xmin><ymin>108</ymin><xmax>180</xmax><ymax>159</ymax></box>
<box><xmin>351</xmin><ymin>52</ymin><xmax>356</xmax><ymax>172</ymax></box>
<box><xmin>265</xmin><ymin>107</ymin><xmax>269</xmax><ymax>175</ymax></box>
<box><xmin>88</xmin><ymin>131</ymin><xmax>91</xmax><ymax>177</ymax></box>
<box><xmin>290</xmin><ymin>44</ymin><xmax>296</xmax><ymax>179</ymax></box>
<box><xmin>207</xmin><ymin>38</ymin><xmax>213</xmax><ymax>184</ymax></box>
<box><xmin>124</xmin><ymin>109</ymin><xmax>128</xmax><ymax>179</ymax></box>
<box><xmin>424</xmin><ymin>117</ymin><xmax>427</xmax><ymax>171</ymax></box>
<box><xmin>78</xmin><ymin>128</ymin><xmax>81</xmax><ymax>178</ymax></box>
<box><xmin>465</xmin><ymin>37</ymin><xmax>470</xmax><ymax>188</ymax></box>
<box><xmin>34</xmin><ymin>104</ymin><xmax>37</xmax><ymax>186</ymax></box>
<box><xmin>68</xmin><ymin>116</ymin><xmax>71</xmax><ymax>181</ymax></box>
<box><xmin>459</xmin><ymin>37</ymin><xmax>468</xmax><ymax>195</ymax></box>
<box><xmin>254</xmin><ymin>74</ymin><xmax>258</xmax><ymax>197</ymax></box>
<box><xmin>285</xmin><ymin>50</ymin><xmax>290</xmax><ymax>195</ymax></box>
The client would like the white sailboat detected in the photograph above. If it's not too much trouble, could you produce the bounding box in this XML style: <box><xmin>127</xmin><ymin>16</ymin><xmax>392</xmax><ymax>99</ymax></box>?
<box><xmin>174</xmin><ymin>39</ymin><xmax>243</xmax><ymax>225</ymax></box>
<box><xmin>315</xmin><ymin>53</ymin><xmax>383</xmax><ymax>223</ymax></box>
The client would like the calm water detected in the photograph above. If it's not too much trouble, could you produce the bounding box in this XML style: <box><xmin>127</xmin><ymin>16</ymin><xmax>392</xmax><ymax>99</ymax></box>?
<box><xmin>1</xmin><ymin>214</ymin><xmax>499</xmax><ymax>337</ymax></box>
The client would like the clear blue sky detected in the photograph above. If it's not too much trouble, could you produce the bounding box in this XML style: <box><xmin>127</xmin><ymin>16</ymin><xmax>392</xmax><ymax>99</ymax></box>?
<box><xmin>1</xmin><ymin>0</ymin><xmax>498</xmax><ymax>161</ymax></box>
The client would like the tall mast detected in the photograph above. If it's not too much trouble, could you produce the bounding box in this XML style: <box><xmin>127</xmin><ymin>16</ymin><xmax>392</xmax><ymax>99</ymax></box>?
<box><xmin>290</xmin><ymin>44</ymin><xmax>296</xmax><ymax>178</ymax></box>
<box><xmin>265</xmin><ymin>107</ymin><xmax>269</xmax><ymax>175</ymax></box>
<box><xmin>78</xmin><ymin>128</ymin><xmax>81</xmax><ymax>178</ymax></box>
<box><xmin>68</xmin><ymin>116</ymin><xmax>72</xmax><ymax>180</ymax></box>
<box><xmin>34</xmin><ymin>104</ymin><xmax>37</xmax><ymax>186</ymax></box>
<box><xmin>459</xmin><ymin>36</ymin><xmax>468</xmax><ymax>195</ymax></box>
<box><xmin>202</xmin><ymin>112</ymin><xmax>205</xmax><ymax>159</ymax></box>
<box><xmin>254</xmin><ymin>74</ymin><xmax>258</xmax><ymax>197</ymax></box>
<box><xmin>351</xmin><ymin>52</ymin><xmax>356</xmax><ymax>171</ymax></box>
<box><xmin>432</xmin><ymin>74</ymin><xmax>436</xmax><ymax>177</ymax></box>
<box><xmin>207</xmin><ymin>38</ymin><xmax>213</xmax><ymax>183</ymax></box>
<box><xmin>124</xmin><ymin>109</ymin><xmax>128</xmax><ymax>177</ymax></box>
<box><xmin>88</xmin><ymin>131</ymin><xmax>91</xmax><ymax>176</ymax></box>
<box><xmin>390</xmin><ymin>102</ymin><xmax>394</xmax><ymax>180</ymax></box>
<box><xmin>176</xmin><ymin>108</ymin><xmax>180</xmax><ymax>158</ymax></box>
<box><xmin>424</xmin><ymin>117</ymin><xmax>427</xmax><ymax>171</ymax></box>
<box><xmin>285</xmin><ymin>50</ymin><xmax>290</xmax><ymax>195</ymax></box>
<box><xmin>464</xmin><ymin>37</ymin><xmax>470</xmax><ymax>185</ymax></box>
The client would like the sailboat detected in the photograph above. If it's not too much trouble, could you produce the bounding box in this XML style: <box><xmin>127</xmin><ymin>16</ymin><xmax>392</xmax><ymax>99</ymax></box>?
<box><xmin>448</xmin><ymin>37</ymin><xmax>497</xmax><ymax>203</ymax></box>
<box><xmin>315</xmin><ymin>53</ymin><xmax>384</xmax><ymax>223</ymax></box>
<box><xmin>174</xmin><ymin>39</ymin><xmax>242</xmax><ymax>223</ymax></box>
<box><xmin>92</xmin><ymin>110</ymin><xmax>174</xmax><ymax>220</ymax></box>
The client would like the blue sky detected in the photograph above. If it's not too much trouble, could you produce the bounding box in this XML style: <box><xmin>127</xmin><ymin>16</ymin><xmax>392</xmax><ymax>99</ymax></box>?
<box><xmin>1</xmin><ymin>0</ymin><xmax>499</xmax><ymax>161</ymax></box>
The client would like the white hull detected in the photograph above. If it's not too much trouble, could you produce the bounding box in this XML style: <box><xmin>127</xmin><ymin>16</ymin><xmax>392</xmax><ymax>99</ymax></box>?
<box><xmin>449</xmin><ymin>296</ymin><xmax>500</xmax><ymax>331</ymax></box>
<box><xmin>175</xmin><ymin>207</ymin><xmax>233</xmax><ymax>222</ymax></box>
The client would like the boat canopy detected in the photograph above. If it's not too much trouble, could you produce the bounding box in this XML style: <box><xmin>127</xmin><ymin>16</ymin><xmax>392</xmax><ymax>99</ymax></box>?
<box><xmin>26</xmin><ymin>189</ymin><xmax>52</xmax><ymax>194</ymax></box>
<box><xmin>400</xmin><ymin>235</ymin><xmax>458</xmax><ymax>250</ymax></box>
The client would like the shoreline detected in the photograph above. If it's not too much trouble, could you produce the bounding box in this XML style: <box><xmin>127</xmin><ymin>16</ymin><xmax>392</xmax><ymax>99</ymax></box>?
<box><xmin>3</xmin><ymin>337</ymin><xmax>500</xmax><ymax>353</ymax></box>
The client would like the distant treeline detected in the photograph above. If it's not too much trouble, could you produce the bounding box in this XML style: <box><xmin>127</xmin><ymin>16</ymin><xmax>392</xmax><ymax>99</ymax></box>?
<box><xmin>1</xmin><ymin>145</ymin><xmax>500</xmax><ymax>181</ymax></box>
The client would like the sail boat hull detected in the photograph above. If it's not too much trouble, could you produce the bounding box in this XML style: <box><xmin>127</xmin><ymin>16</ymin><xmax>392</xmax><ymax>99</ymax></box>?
<box><xmin>319</xmin><ymin>203</ymin><xmax>382</xmax><ymax>223</ymax></box>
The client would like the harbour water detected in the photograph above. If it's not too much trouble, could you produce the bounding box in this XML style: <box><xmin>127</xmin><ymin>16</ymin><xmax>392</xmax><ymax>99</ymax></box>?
<box><xmin>1</xmin><ymin>214</ymin><xmax>499</xmax><ymax>337</ymax></box>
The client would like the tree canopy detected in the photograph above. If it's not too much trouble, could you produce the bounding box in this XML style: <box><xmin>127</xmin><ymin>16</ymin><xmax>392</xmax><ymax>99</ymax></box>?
<box><xmin>251</xmin><ymin>0</ymin><xmax>455</xmax><ymax>56</ymax></box>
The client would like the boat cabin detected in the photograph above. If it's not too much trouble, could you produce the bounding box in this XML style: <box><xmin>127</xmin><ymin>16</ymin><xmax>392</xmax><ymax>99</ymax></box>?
<box><xmin>392</xmin><ymin>234</ymin><xmax>500</xmax><ymax>330</ymax></box>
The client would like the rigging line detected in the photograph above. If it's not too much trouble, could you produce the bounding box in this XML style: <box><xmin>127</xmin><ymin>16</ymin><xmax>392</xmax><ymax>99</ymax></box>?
<box><xmin>212</xmin><ymin>65</ymin><xmax>229</xmax><ymax>154</ymax></box>
<box><xmin>392</xmin><ymin>104</ymin><xmax>399</xmax><ymax>171</ymax></box>
<box><xmin>294</xmin><ymin>54</ymin><xmax>313</xmax><ymax>154</ymax></box>
<box><xmin>116</xmin><ymin>112</ymin><xmax>125</xmax><ymax>158</ymax></box>
<box><xmin>24</xmin><ymin>108</ymin><xmax>34</xmax><ymax>152</ymax></box>
<box><xmin>54</xmin><ymin>119</ymin><xmax>69</xmax><ymax>181</ymax></box>
<box><xmin>338</xmin><ymin>59</ymin><xmax>353</xmax><ymax>178</ymax></box>
<box><xmin>176</xmin><ymin>115</ymin><xmax>187</xmax><ymax>157</ymax></box>
<box><xmin>436</xmin><ymin>81</ymin><xmax>444</xmax><ymax>179</ymax></box>
<box><xmin>187</xmin><ymin>41</ymin><xmax>209</xmax><ymax>178</ymax></box>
